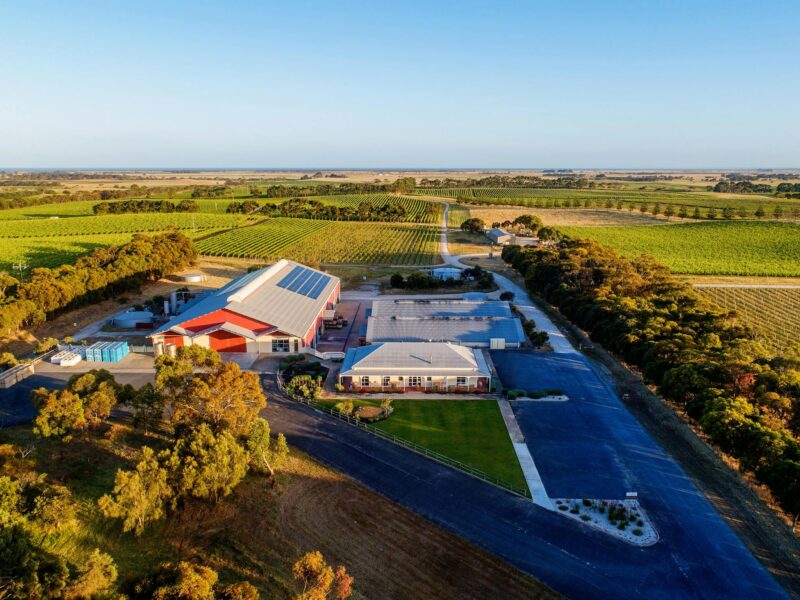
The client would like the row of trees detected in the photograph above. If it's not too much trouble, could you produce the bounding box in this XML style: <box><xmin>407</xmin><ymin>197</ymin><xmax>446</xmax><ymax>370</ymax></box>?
<box><xmin>0</xmin><ymin>232</ymin><xmax>196</xmax><ymax>338</ymax></box>
<box><xmin>92</xmin><ymin>199</ymin><xmax>199</xmax><ymax>214</ymax></box>
<box><xmin>501</xmin><ymin>241</ymin><xmax>800</xmax><ymax>519</ymax></box>
<box><xmin>418</xmin><ymin>175</ymin><xmax>592</xmax><ymax>188</ymax></box>
<box><xmin>226</xmin><ymin>197</ymin><xmax>433</xmax><ymax>223</ymax></box>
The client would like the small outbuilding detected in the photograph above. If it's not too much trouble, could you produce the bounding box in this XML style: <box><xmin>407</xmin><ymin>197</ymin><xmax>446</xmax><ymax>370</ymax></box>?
<box><xmin>176</xmin><ymin>273</ymin><xmax>207</xmax><ymax>283</ymax></box>
<box><xmin>486</xmin><ymin>228</ymin><xmax>512</xmax><ymax>245</ymax></box>
<box><xmin>431</xmin><ymin>267</ymin><xmax>462</xmax><ymax>281</ymax></box>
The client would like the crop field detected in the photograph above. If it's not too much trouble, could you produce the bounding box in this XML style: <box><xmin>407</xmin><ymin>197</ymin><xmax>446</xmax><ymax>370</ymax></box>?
<box><xmin>416</xmin><ymin>187</ymin><xmax>799</xmax><ymax>212</ymax></box>
<box><xmin>0</xmin><ymin>233</ymin><xmax>145</xmax><ymax>270</ymax></box>
<box><xmin>302</xmin><ymin>194</ymin><xmax>442</xmax><ymax>223</ymax></box>
<box><xmin>695</xmin><ymin>286</ymin><xmax>800</xmax><ymax>352</ymax></box>
<box><xmin>195</xmin><ymin>218</ymin><xmax>330</xmax><ymax>259</ymax></box>
<box><xmin>561</xmin><ymin>221</ymin><xmax>800</xmax><ymax>276</ymax></box>
<box><xmin>198</xmin><ymin>218</ymin><xmax>439</xmax><ymax>265</ymax></box>
<box><xmin>446</xmin><ymin>203</ymin><xmax>471</xmax><ymax>227</ymax></box>
<box><xmin>278</xmin><ymin>221</ymin><xmax>440</xmax><ymax>265</ymax></box>
<box><xmin>0</xmin><ymin>213</ymin><xmax>249</xmax><ymax>237</ymax></box>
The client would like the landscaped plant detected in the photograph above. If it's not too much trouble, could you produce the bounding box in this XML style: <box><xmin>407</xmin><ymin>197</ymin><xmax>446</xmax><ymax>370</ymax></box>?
<box><xmin>285</xmin><ymin>375</ymin><xmax>321</xmax><ymax>400</ymax></box>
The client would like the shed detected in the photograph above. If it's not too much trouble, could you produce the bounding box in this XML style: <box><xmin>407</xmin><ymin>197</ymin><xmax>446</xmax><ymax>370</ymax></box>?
<box><xmin>486</xmin><ymin>228</ymin><xmax>512</xmax><ymax>245</ymax></box>
<box><xmin>431</xmin><ymin>267</ymin><xmax>462</xmax><ymax>281</ymax></box>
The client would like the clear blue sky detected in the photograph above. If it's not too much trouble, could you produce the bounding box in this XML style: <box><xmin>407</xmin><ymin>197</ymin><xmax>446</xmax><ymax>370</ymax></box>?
<box><xmin>1</xmin><ymin>0</ymin><xmax>798</xmax><ymax>168</ymax></box>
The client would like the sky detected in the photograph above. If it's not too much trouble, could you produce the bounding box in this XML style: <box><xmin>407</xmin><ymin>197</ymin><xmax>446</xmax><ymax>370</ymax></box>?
<box><xmin>1</xmin><ymin>0</ymin><xmax>798</xmax><ymax>169</ymax></box>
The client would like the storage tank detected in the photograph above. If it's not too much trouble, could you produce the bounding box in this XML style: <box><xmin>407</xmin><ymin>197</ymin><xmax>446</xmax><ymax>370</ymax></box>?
<box><xmin>177</xmin><ymin>273</ymin><xmax>206</xmax><ymax>283</ymax></box>
<box><xmin>113</xmin><ymin>310</ymin><xmax>154</xmax><ymax>329</ymax></box>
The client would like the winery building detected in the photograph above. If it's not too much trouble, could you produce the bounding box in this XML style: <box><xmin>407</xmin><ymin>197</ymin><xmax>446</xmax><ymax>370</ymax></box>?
<box><xmin>150</xmin><ymin>260</ymin><xmax>340</xmax><ymax>353</ymax></box>
<box><xmin>338</xmin><ymin>342</ymin><xmax>492</xmax><ymax>392</ymax></box>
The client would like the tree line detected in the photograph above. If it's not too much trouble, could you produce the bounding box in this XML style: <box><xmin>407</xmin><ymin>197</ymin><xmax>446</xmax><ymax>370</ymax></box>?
<box><xmin>226</xmin><ymin>197</ymin><xmax>432</xmax><ymax>223</ymax></box>
<box><xmin>501</xmin><ymin>240</ymin><xmax>800</xmax><ymax>521</ymax></box>
<box><xmin>0</xmin><ymin>232</ymin><xmax>196</xmax><ymax>339</ymax></box>
<box><xmin>92</xmin><ymin>198</ymin><xmax>199</xmax><ymax>214</ymax></box>
<box><xmin>417</xmin><ymin>175</ymin><xmax>593</xmax><ymax>189</ymax></box>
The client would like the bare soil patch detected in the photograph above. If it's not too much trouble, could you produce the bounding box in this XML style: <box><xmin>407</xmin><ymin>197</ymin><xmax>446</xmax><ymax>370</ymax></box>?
<box><xmin>468</xmin><ymin>207</ymin><xmax>684</xmax><ymax>227</ymax></box>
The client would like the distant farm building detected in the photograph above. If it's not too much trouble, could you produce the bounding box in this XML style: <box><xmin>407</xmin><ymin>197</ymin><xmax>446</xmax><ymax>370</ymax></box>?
<box><xmin>431</xmin><ymin>267</ymin><xmax>462</xmax><ymax>281</ymax></box>
<box><xmin>150</xmin><ymin>260</ymin><xmax>340</xmax><ymax>353</ymax></box>
<box><xmin>338</xmin><ymin>342</ymin><xmax>491</xmax><ymax>392</ymax></box>
<box><xmin>486</xmin><ymin>228</ymin><xmax>512</xmax><ymax>245</ymax></box>
<box><xmin>365</xmin><ymin>298</ymin><xmax>524</xmax><ymax>348</ymax></box>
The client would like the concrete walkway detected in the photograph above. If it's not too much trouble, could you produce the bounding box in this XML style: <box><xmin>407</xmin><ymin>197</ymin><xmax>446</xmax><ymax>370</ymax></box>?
<box><xmin>498</xmin><ymin>399</ymin><xmax>552</xmax><ymax>509</ymax></box>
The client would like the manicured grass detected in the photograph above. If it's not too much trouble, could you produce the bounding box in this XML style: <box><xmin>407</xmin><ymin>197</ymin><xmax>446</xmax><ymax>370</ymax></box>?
<box><xmin>318</xmin><ymin>398</ymin><xmax>525</xmax><ymax>490</ymax></box>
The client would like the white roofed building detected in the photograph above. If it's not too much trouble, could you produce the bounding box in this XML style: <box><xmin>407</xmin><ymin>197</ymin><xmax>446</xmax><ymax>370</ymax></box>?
<box><xmin>149</xmin><ymin>260</ymin><xmax>340</xmax><ymax>353</ymax></box>
<box><xmin>338</xmin><ymin>342</ymin><xmax>491</xmax><ymax>393</ymax></box>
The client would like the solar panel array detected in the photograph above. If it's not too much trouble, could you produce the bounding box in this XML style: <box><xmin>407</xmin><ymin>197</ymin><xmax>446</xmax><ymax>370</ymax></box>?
<box><xmin>277</xmin><ymin>265</ymin><xmax>332</xmax><ymax>300</ymax></box>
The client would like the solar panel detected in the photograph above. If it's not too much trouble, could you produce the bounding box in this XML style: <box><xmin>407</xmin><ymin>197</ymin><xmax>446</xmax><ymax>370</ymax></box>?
<box><xmin>276</xmin><ymin>266</ymin><xmax>332</xmax><ymax>299</ymax></box>
<box><xmin>298</xmin><ymin>271</ymin><xmax>322</xmax><ymax>295</ymax></box>
<box><xmin>277</xmin><ymin>265</ymin><xmax>304</xmax><ymax>288</ymax></box>
<box><xmin>307</xmin><ymin>275</ymin><xmax>331</xmax><ymax>299</ymax></box>
<box><xmin>288</xmin><ymin>268</ymin><xmax>314</xmax><ymax>292</ymax></box>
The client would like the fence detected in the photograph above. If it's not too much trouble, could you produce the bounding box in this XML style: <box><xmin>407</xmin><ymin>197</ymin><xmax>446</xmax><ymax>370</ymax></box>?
<box><xmin>277</xmin><ymin>369</ymin><xmax>531</xmax><ymax>499</ymax></box>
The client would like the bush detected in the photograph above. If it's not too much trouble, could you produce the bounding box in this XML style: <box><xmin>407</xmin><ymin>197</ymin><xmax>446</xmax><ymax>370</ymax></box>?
<box><xmin>389</xmin><ymin>273</ymin><xmax>405</xmax><ymax>288</ymax></box>
<box><xmin>582</xmin><ymin>498</ymin><xmax>592</xmax><ymax>506</ymax></box>
<box><xmin>285</xmin><ymin>375</ymin><xmax>320</xmax><ymax>400</ymax></box>
<box><xmin>569</xmin><ymin>506</ymin><xmax>580</xmax><ymax>514</ymax></box>
<box><xmin>632</xmin><ymin>528</ymin><xmax>643</xmax><ymax>536</ymax></box>
<box><xmin>34</xmin><ymin>338</ymin><xmax>59</xmax><ymax>354</ymax></box>
<box><xmin>580</xmin><ymin>514</ymin><xmax>590</xmax><ymax>521</ymax></box>
<box><xmin>499</xmin><ymin>291</ymin><xmax>514</xmax><ymax>301</ymax></box>
<box><xmin>557</xmin><ymin>504</ymin><xmax>568</xmax><ymax>511</ymax></box>
<box><xmin>0</xmin><ymin>352</ymin><xmax>18</xmax><ymax>371</ymax></box>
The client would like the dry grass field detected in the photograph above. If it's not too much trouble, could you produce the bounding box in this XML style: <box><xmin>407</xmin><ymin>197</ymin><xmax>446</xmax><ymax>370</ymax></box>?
<box><xmin>0</xmin><ymin>425</ymin><xmax>558</xmax><ymax>600</ymax></box>
<box><xmin>467</xmin><ymin>207</ymin><xmax>684</xmax><ymax>227</ymax></box>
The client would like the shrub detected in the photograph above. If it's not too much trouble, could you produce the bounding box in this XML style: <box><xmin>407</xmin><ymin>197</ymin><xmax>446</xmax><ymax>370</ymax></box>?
<box><xmin>636</xmin><ymin>519</ymin><xmax>644</xmax><ymax>526</ymax></box>
<box><xmin>580</xmin><ymin>514</ymin><xmax>590</xmax><ymax>521</ymax></box>
<box><xmin>569</xmin><ymin>506</ymin><xmax>580</xmax><ymax>514</ymax></box>
<box><xmin>557</xmin><ymin>504</ymin><xmax>568</xmax><ymax>511</ymax></box>
<box><xmin>334</xmin><ymin>383</ymin><xmax>345</xmax><ymax>393</ymax></box>
<box><xmin>582</xmin><ymin>498</ymin><xmax>592</xmax><ymax>506</ymax></box>
<box><xmin>499</xmin><ymin>291</ymin><xmax>514</xmax><ymax>301</ymax></box>
<box><xmin>632</xmin><ymin>528</ymin><xmax>643</xmax><ymax>536</ymax></box>
<box><xmin>0</xmin><ymin>352</ymin><xmax>18</xmax><ymax>371</ymax></box>
<box><xmin>34</xmin><ymin>337</ymin><xmax>59</xmax><ymax>354</ymax></box>
<box><xmin>285</xmin><ymin>375</ymin><xmax>320</xmax><ymax>400</ymax></box>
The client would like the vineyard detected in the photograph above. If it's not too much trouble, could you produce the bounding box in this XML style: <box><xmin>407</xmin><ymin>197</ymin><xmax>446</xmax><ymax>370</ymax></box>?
<box><xmin>446</xmin><ymin>204</ymin><xmax>471</xmax><ymax>227</ymax></box>
<box><xmin>197</xmin><ymin>219</ymin><xmax>440</xmax><ymax>265</ymax></box>
<box><xmin>0</xmin><ymin>213</ymin><xmax>250</xmax><ymax>237</ymax></box>
<box><xmin>415</xmin><ymin>187</ymin><xmax>800</xmax><ymax>212</ymax></box>
<box><xmin>560</xmin><ymin>221</ymin><xmax>800</xmax><ymax>276</ymax></box>
<box><xmin>0</xmin><ymin>234</ymin><xmax>144</xmax><ymax>270</ymax></box>
<box><xmin>301</xmin><ymin>194</ymin><xmax>442</xmax><ymax>223</ymax></box>
<box><xmin>695</xmin><ymin>286</ymin><xmax>800</xmax><ymax>352</ymax></box>
<box><xmin>195</xmin><ymin>218</ymin><xmax>331</xmax><ymax>259</ymax></box>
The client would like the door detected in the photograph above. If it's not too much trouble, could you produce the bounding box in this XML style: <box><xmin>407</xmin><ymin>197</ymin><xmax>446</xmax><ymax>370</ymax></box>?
<box><xmin>208</xmin><ymin>330</ymin><xmax>248</xmax><ymax>352</ymax></box>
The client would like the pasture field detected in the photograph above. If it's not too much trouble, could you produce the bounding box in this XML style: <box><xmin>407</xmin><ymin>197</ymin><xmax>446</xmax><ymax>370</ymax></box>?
<box><xmin>560</xmin><ymin>221</ymin><xmax>800</xmax><ymax>276</ymax></box>
<box><xmin>417</xmin><ymin>187</ymin><xmax>799</xmax><ymax>212</ymax></box>
<box><xmin>694</xmin><ymin>286</ymin><xmax>800</xmax><ymax>352</ymax></box>
<box><xmin>0</xmin><ymin>213</ymin><xmax>249</xmax><ymax>237</ymax></box>
<box><xmin>468</xmin><ymin>207</ymin><xmax>675</xmax><ymax>227</ymax></box>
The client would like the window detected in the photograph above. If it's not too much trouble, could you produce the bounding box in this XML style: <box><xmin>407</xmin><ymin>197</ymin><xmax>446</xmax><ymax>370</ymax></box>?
<box><xmin>456</xmin><ymin>376</ymin><xmax>467</xmax><ymax>387</ymax></box>
<box><xmin>382</xmin><ymin>376</ymin><xmax>391</xmax><ymax>387</ymax></box>
<box><xmin>408</xmin><ymin>376</ymin><xmax>422</xmax><ymax>387</ymax></box>
<box><xmin>426</xmin><ymin>376</ymin><xmax>432</xmax><ymax>381</ymax></box>
<box><xmin>272</xmin><ymin>339</ymin><xmax>290</xmax><ymax>353</ymax></box>
<box><xmin>360</xmin><ymin>376</ymin><xmax>370</xmax><ymax>387</ymax></box>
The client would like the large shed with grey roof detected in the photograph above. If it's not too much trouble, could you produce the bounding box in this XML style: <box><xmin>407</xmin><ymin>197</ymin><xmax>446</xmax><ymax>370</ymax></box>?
<box><xmin>365</xmin><ymin>298</ymin><xmax>524</xmax><ymax>348</ymax></box>
<box><xmin>149</xmin><ymin>259</ymin><xmax>339</xmax><ymax>353</ymax></box>
<box><xmin>339</xmin><ymin>342</ymin><xmax>491</xmax><ymax>392</ymax></box>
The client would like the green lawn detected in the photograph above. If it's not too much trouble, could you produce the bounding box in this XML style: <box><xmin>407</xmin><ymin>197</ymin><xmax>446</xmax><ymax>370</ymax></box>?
<box><xmin>318</xmin><ymin>398</ymin><xmax>526</xmax><ymax>491</ymax></box>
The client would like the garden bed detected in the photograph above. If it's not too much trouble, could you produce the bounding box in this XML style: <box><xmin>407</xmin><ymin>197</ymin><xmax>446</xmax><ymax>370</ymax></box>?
<box><xmin>553</xmin><ymin>498</ymin><xmax>658</xmax><ymax>546</ymax></box>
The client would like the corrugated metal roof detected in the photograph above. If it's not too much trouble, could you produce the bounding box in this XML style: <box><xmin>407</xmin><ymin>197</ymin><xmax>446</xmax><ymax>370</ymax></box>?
<box><xmin>152</xmin><ymin>259</ymin><xmax>339</xmax><ymax>338</ymax></box>
<box><xmin>365</xmin><ymin>315</ymin><xmax>525</xmax><ymax>345</ymax></box>
<box><xmin>370</xmin><ymin>299</ymin><xmax>512</xmax><ymax>319</ymax></box>
<box><xmin>340</xmin><ymin>342</ymin><xmax>490</xmax><ymax>377</ymax></box>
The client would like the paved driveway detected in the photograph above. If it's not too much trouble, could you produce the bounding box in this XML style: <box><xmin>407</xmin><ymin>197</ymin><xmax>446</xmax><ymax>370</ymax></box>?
<box><xmin>261</xmin><ymin>375</ymin><xmax>785</xmax><ymax>600</ymax></box>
